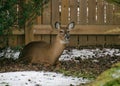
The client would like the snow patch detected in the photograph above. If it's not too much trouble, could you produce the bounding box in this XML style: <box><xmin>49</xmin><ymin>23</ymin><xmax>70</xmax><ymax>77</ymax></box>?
<box><xmin>0</xmin><ymin>71</ymin><xmax>89</xmax><ymax>86</ymax></box>
<box><xmin>0</xmin><ymin>48</ymin><xmax>120</xmax><ymax>61</ymax></box>
<box><xmin>59</xmin><ymin>48</ymin><xmax>120</xmax><ymax>61</ymax></box>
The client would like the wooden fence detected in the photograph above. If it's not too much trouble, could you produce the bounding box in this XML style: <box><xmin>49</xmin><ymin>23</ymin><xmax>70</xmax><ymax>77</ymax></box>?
<box><xmin>1</xmin><ymin>0</ymin><xmax>120</xmax><ymax>48</ymax></box>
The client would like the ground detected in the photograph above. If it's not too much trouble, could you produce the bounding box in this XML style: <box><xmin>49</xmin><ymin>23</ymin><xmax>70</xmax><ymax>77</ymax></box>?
<box><xmin>0</xmin><ymin>48</ymin><xmax>120</xmax><ymax>85</ymax></box>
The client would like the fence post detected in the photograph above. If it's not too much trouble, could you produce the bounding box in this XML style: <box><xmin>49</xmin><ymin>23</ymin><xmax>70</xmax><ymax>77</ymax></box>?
<box><xmin>25</xmin><ymin>22</ymin><xmax>34</xmax><ymax>45</ymax></box>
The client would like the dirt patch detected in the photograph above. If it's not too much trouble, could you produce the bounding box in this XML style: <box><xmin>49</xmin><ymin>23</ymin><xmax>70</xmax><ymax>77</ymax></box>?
<box><xmin>0</xmin><ymin>55</ymin><xmax>120</xmax><ymax>79</ymax></box>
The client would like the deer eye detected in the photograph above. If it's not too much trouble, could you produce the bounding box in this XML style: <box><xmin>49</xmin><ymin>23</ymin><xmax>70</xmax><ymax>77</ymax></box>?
<box><xmin>60</xmin><ymin>30</ymin><xmax>64</xmax><ymax>34</ymax></box>
<box><xmin>67</xmin><ymin>30</ymin><xmax>70</xmax><ymax>33</ymax></box>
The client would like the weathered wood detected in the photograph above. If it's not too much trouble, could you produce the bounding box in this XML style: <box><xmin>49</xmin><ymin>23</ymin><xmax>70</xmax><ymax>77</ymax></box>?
<box><xmin>69</xmin><ymin>35</ymin><xmax>78</xmax><ymax>46</ymax></box>
<box><xmin>25</xmin><ymin>22</ymin><xmax>33</xmax><ymax>44</ymax></box>
<box><xmin>30</xmin><ymin>25</ymin><xmax>120</xmax><ymax>35</ymax></box>
<box><xmin>105</xmin><ymin>2</ymin><xmax>114</xmax><ymax>24</ymax></box>
<box><xmin>79</xmin><ymin>0</ymin><xmax>87</xmax><ymax>24</ymax></box>
<box><xmin>61</xmin><ymin>0</ymin><xmax>69</xmax><ymax>24</ymax></box>
<box><xmin>36</xmin><ymin>16</ymin><xmax>42</xmax><ymax>24</ymax></box>
<box><xmin>17</xmin><ymin>35</ymin><xmax>25</xmax><ymax>46</ymax></box>
<box><xmin>42</xmin><ymin>1</ymin><xmax>51</xmax><ymax>24</ymax></box>
<box><xmin>105</xmin><ymin>35</ymin><xmax>114</xmax><ymax>45</ymax></box>
<box><xmin>69</xmin><ymin>0</ymin><xmax>78</xmax><ymax>23</ymax></box>
<box><xmin>9</xmin><ymin>36</ymin><xmax>17</xmax><ymax>47</ymax></box>
<box><xmin>41</xmin><ymin>35</ymin><xmax>50</xmax><ymax>44</ymax></box>
<box><xmin>113</xmin><ymin>6</ymin><xmax>120</xmax><ymax>24</ymax></box>
<box><xmin>1</xmin><ymin>0</ymin><xmax>120</xmax><ymax>47</ymax></box>
<box><xmin>88</xmin><ymin>0</ymin><xmax>96</xmax><ymax>24</ymax></box>
<box><xmin>88</xmin><ymin>36</ymin><xmax>97</xmax><ymax>46</ymax></box>
<box><xmin>114</xmin><ymin>35</ymin><xmax>120</xmax><ymax>45</ymax></box>
<box><xmin>12</xmin><ymin>28</ymin><xmax>24</xmax><ymax>35</ymax></box>
<box><xmin>52</xmin><ymin>0</ymin><xmax>60</xmax><ymax>27</ymax></box>
<box><xmin>96</xmin><ymin>36</ymin><xmax>106</xmax><ymax>46</ymax></box>
<box><xmin>79</xmin><ymin>35</ymin><xmax>88</xmax><ymax>46</ymax></box>
<box><xmin>97</xmin><ymin>0</ymin><xmax>104</xmax><ymax>24</ymax></box>
<box><xmin>34</xmin><ymin>35</ymin><xmax>42</xmax><ymax>41</ymax></box>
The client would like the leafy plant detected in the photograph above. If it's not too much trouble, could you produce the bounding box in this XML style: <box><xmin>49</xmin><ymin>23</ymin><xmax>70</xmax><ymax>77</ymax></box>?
<box><xmin>0</xmin><ymin>0</ymin><xmax>49</xmax><ymax>47</ymax></box>
<box><xmin>103</xmin><ymin>78</ymin><xmax>120</xmax><ymax>86</ymax></box>
<box><xmin>105</xmin><ymin>0</ymin><xmax>120</xmax><ymax>6</ymax></box>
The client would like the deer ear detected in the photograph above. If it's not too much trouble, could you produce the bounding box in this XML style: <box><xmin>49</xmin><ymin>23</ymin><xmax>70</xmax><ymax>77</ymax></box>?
<box><xmin>55</xmin><ymin>22</ymin><xmax>61</xmax><ymax>29</ymax></box>
<box><xmin>68</xmin><ymin>22</ymin><xmax>75</xmax><ymax>30</ymax></box>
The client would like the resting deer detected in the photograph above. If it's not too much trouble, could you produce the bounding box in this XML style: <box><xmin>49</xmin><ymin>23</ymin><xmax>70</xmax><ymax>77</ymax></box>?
<box><xmin>19</xmin><ymin>22</ymin><xmax>75</xmax><ymax>66</ymax></box>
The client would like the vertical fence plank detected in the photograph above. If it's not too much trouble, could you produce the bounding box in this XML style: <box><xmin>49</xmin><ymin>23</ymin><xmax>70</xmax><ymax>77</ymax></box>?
<box><xmin>88</xmin><ymin>35</ymin><xmax>97</xmax><ymax>46</ymax></box>
<box><xmin>79</xmin><ymin>0</ymin><xmax>87</xmax><ymax>24</ymax></box>
<box><xmin>114</xmin><ymin>35</ymin><xmax>120</xmax><ymax>45</ymax></box>
<box><xmin>42</xmin><ymin>1</ymin><xmax>51</xmax><ymax>24</ymax></box>
<box><xmin>88</xmin><ymin>0</ymin><xmax>96</xmax><ymax>24</ymax></box>
<box><xmin>42</xmin><ymin>35</ymin><xmax>51</xmax><ymax>44</ymax></box>
<box><xmin>52</xmin><ymin>0</ymin><xmax>60</xmax><ymax>28</ymax></box>
<box><xmin>69</xmin><ymin>0</ymin><xmax>78</xmax><ymax>23</ymax></box>
<box><xmin>105</xmin><ymin>3</ymin><xmax>114</xmax><ymax>24</ymax></box>
<box><xmin>96</xmin><ymin>36</ymin><xmax>106</xmax><ymax>46</ymax></box>
<box><xmin>51</xmin><ymin>35</ymin><xmax>56</xmax><ymax>44</ymax></box>
<box><xmin>34</xmin><ymin>35</ymin><xmax>42</xmax><ymax>41</ymax></box>
<box><xmin>36</xmin><ymin>16</ymin><xmax>42</xmax><ymax>25</ymax></box>
<box><xmin>105</xmin><ymin>35</ymin><xmax>114</xmax><ymax>45</ymax></box>
<box><xmin>79</xmin><ymin>35</ymin><xmax>88</xmax><ymax>46</ymax></box>
<box><xmin>113</xmin><ymin>6</ymin><xmax>120</xmax><ymax>24</ymax></box>
<box><xmin>17</xmin><ymin>35</ymin><xmax>25</xmax><ymax>46</ymax></box>
<box><xmin>9</xmin><ymin>36</ymin><xmax>17</xmax><ymax>47</ymax></box>
<box><xmin>69</xmin><ymin>35</ymin><xmax>78</xmax><ymax>47</ymax></box>
<box><xmin>97</xmin><ymin>0</ymin><xmax>104</xmax><ymax>24</ymax></box>
<box><xmin>61</xmin><ymin>0</ymin><xmax>69</xmax><ymax>24</ymax></box>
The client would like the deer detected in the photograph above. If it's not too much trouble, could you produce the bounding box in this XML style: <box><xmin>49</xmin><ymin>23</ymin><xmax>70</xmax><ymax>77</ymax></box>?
<box><xmin>19</xmin><ymin>22</ymin><xmax>75</xmax><ymax>66</ymax></box>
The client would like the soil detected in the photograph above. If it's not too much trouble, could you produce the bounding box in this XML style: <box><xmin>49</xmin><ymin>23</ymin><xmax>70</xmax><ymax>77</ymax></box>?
<box><xmin>0</xmin><ymin>54</ymin><xmax>120</xmax><ymax>80</ymax></box>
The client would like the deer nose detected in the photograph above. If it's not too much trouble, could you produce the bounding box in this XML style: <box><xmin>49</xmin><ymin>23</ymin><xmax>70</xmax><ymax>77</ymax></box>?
<box><xmin>65</xmin><ymin>34</ymin><xmax>70</xmax><ymax>40</ymax></box>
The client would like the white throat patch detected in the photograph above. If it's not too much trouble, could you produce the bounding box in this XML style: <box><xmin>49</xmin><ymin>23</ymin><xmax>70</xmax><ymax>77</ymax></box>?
<box><xmin>60</xmin><ymin>40</ymin><xmax>69</xmax><ymax>44</ymax></box>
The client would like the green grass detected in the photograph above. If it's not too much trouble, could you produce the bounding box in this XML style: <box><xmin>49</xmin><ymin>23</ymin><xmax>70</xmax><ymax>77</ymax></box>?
<box><xmin>103</xmin><ymin>78</ymin><xmax>120</xmax><ymax>86</ymax></box>
<box><xmin>86</xmin><ymin>62</ymin><xmax>120</xmax><ymax>86</ymax></box>
<box><xmin>57</xmin><ymin>69</ymin><xmax>96</xmax><ymax>79</ymax></box>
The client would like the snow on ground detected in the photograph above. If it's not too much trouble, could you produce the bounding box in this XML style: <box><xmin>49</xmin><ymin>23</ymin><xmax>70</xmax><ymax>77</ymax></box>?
<box><xmin>0</xmin><ymin>71</ymin><xmax>89</xmax><ymax>86</ymax></box>
<box><xmin>0</xmin><ymin>47</ymin><xmax>120</xmax><ymax>61</ymax></box>
<box><xmin>59</xmin><ymin>48</ymin><xmax>120</xmax><ymax>61</ymax></box>
<box><xmin>0</xmin><ymin>48</ymin><xmax>120</xmax><ymax>86</ymax></box>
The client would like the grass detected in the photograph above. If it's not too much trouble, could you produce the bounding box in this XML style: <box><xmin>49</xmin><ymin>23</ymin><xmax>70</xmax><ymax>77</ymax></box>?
<box><xmin>0</xmin><ymin>82</ymin><xmax>10</xmax><ymax>86</ymax></box>
<box><xmin>86</xmin><ymin>62</ymin><xmax>120</xmax><ymax>86</ymax></box>
<box><xmin>103</xmin><ymin>78</ymin><xmax>120</xmax><ymax>86</ymax></box>
<box><xmin>57</xmin><ymin>69</ymin><xmax>96</xmax><ymax>80</ymax></box>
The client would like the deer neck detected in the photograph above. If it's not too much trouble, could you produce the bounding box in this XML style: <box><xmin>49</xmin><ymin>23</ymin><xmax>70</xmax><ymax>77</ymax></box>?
<box><xmin>49</xmin><ymin>35</ymin><xmax>66</xmax><ymax>64</ymax></box>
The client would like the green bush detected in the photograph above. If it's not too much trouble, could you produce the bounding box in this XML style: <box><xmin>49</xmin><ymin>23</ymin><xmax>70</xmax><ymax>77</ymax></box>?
<box><xmin>0</xmin><ymin>0</ymin><xmax>49</xmax><ymax>47</ymax></box>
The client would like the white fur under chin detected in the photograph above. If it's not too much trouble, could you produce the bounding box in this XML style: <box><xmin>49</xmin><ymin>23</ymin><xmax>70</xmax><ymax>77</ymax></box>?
<box><xmin>60</xmin><ymin>40</ymin><xmax>69</xmax><ymax>44</ymax></box>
